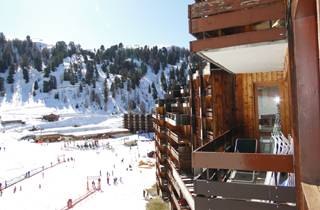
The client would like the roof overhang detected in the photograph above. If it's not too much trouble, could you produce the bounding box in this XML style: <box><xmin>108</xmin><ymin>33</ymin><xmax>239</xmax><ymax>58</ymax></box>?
<box><xmin>197</xmin><ymin>40</ymin><xmax>288</xmax><ymax>73</ymax></box>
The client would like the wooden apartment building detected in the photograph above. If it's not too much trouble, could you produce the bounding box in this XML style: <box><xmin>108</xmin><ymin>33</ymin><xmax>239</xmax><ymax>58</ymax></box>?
<box><xmin>154</xmin><ymin>0</ymin><xmax>320</xmax><ymax>210</ymax></box>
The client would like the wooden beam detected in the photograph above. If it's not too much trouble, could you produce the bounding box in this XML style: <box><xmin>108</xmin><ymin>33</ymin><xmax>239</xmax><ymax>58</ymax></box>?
<box><xmin>292</xmin><ymin>0</ymin><xmax>316</xmax><ymax>19</ymax></box>
<box><xmin>192</xmin><ymin>152</ymin><xmax>294</xmax><ymax>172</ymax></box>
<box><xmin>301</xmin><ymin>183</ymin><xmax>320</xmax><ymax>210</ymax></box>
<box><xmin>189</xmin><ymin>0</ymin><xmax>281</xmax><ymax>19</ymax></box>
<box><xmin>195</xmin><ymin>180</ymin><xmax>296</xmax><ymax>203</ymax></box>
<box><xmin>190</xmin><ymin>27</ymin><xmax>286</xmax><ymax>52</ymax></box>
<box><xmin>190</xmin><ymin>1</ymin><xmax>285</xmax><ymax>34</ymax></box>
<box><xmin>171</xmin><ymin>166</ymin><xmax>195</xmax><ymax>210</ymax></box>
<box><xmin>195</xmin><ymin>196</ymin><xmax>297</xmax><ymax>210</ymax></box>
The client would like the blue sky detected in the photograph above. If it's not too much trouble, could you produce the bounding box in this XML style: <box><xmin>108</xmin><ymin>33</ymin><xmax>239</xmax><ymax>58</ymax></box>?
<box><xmin>0</xmin><ymin>0</ymin><xmax>194</xmax><ymax>49</ymax></box>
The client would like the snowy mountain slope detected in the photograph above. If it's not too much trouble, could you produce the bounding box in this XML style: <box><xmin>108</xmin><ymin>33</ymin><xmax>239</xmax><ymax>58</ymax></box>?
<box><xmin>0</xmin><ymin>55</ymin><xmax>187</xmax><ymax>115</ymax></box>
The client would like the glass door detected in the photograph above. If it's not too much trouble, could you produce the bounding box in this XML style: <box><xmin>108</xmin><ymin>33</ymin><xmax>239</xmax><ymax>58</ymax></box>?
<box><xmin>256</xmin><ymin>85</ymin><xmax>280</xmax><ymax>153</ymax></box>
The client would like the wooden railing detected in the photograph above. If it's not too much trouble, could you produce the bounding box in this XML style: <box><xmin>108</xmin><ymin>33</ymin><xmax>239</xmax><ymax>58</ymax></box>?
<box><xmin>206</xmin><ymin>108</ymin><xmax>213</xmax><ymax>118</ymax></box>
<box><xmin>168</xmin><ymin>179</ymin><xmax>192</xmax><ymax>210</ymax></box>
<box><xmin>205</xmin><ymin>85</ymin><xmax>212</xmax><ymax>96</ymax></box>
<box><xmin>168</xmin><ymin>144</ymin><xmax>180</xmax><ymax>161</ymax></box>
<box><xmin>189</xmin><ymin>0</ymin><xmax>283</xmax><ymax>19</ymax></box>
<box><xmin>166</xmin><ymin>112</ymin><xmax>191</xmax><ymax>126</ymax></box>
<box><xmin>167</xmin><ymin>129</ymin><xmax>189</xmax><ymax>145</ymax></box>
<box><xmin>192</xmin><ymin>130</ymin><xmax>294</xmax><ymax>172</ymax></box>
<box><xmin>189</xmin><ymin>0</ymin><xmax>287</xmax><ymax>52</ymax></box>
<box><xmin>194</xmin><ymin>180</ymin><xmax>296</xmax><ymax>210</ymax></box>
<box><xmin>192</xmin><ymin>130</ymin><xmax>297</xmax><ymax>210</ymax></box>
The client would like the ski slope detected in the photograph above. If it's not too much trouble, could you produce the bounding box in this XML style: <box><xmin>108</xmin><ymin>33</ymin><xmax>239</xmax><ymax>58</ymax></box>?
<box><xmin>0</xmin><ymin>112</ymin><xmax>156</xmax><ymax>210</ymax></box>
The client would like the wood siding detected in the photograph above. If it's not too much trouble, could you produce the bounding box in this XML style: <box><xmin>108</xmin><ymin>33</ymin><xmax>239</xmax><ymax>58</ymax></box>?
<box><xmin>235</xmin><ymin>71</ymin><xmax>291</xmax><ymax>138</ymax></box>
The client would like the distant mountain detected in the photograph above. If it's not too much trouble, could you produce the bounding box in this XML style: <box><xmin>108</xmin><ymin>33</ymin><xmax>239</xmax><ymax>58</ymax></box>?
<box><xmin>0</xmin><ymin>33</ymin><xmax>203</xmax><ymax>114</ymax></box>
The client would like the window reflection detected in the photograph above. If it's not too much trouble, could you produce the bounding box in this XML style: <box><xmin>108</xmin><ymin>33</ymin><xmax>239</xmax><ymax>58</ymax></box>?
<box><xmin>257</xmin><ymin>86</ymin><xmax>280</xmax><ymax>153</ymax></box>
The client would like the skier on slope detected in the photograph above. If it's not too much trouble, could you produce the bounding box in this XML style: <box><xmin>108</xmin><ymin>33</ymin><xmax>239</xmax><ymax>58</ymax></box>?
<box><xmin>92</xmin><ymin>181</ymin><xmax>96</xmax><ymax>190</ymax></box>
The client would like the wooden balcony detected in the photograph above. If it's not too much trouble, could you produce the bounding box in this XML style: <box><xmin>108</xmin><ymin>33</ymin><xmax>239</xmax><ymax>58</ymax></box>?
<box><xmin>166</xmin><ymin>112</ymin><xmax>191</xmax><ymax>126</ymax></box>
<box><xmin>155</xmin><ymin>138</ymin><xmax>167</xmax><ymax>153</ymax></box>
<box><xmin>156</xmin><ymin>147</ymin><xmax>167</xmax><ymax>165</ymax></box>
<box><xmin>205</xmin><ymin>85</ymin><xmax>212</xmax><ymax>97</ymax></box>
<box><xmin>206</xmin><ymin>108</ymin><xmax>214</xmax><ymax>119</ymax></box>
<box><xmin>192</xmin><ymin>130</ymin><xmax>294</xmax><ymax>172</ymax></box>
<box><xmin>167</xmin><ymin>164</ymin><xmax>195</xmax><ymax>210</ymax></box>
<box><xmin>152</xmin><ymin>113</ymin><xmax>165</xmax><ymax>123</ymax></box>
<box><xmin>153</xmin><ymin>122</ymin><xmax>166</xmax><ymax>134</ymax></box>
<box><xmin>192</xmin><ymin>130</ymin><xmax>297</xmax><ymax>210</ymax></box>
<box><xmin>189</xmin><ymin>0</ymin><xmax>286</xmax><ymax>48</ymax></box>
<box><xmin>167</xmin><ymin>144</ymin><xmax>191</xmax><ymax>167</ymax></box>
<box><xmin>206</xmin><ymin>130</ymin><xmax>215</xmax><ymax>141</ymax></box>
<box><xmin>167</xmin><ymin>129</ymin><xmax>189</xmax><ymax>145</ymax></box>
<box><xmin>188</xmin><ymin>0</ymin><xmax>288</xmax><ymax>73</ymax></box>
<box><xmin>155</xmin><ymin>99</ymin><xmax>165</xmax><ymax>107</ymax></box>
<box><xmin>169</xmin><ymin>184</ymin><xmax>191</xmax><ymax>210</ymax></box>
<box><xmin>156</xmin><ymin>163</ymin><xmax>167</xmax><ymax>178</ymax></box>
<box><xmin>156</xmin><ymin>176</ymin><xmax>168</xmax><ymax>192</ymax></box>
<box><xmin>195</xmin><ymin>179</ymin><xmax>296</xmax><ymax>210</ymax></box>
<box><xmin>155</xmin><ymin>135</ymin><xmax>167</xmax><ymax>147</ymax></box>
<box><xmin>168</xmin><ymin>171</ymin><xmax>181</xmax><ymax>197</ymax></box>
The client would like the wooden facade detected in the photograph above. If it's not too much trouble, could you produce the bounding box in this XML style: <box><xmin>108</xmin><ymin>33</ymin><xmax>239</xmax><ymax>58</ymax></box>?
<box><xmin>185</xmin><ymin>0</ymin><xmax>320</xmax><ymax>210</ymax></box>
<box><xmin>153</xmin><ymin>92</ymin><xmax>194</xmax><ymax>210</ymax></box>
<box><xmin>235</xmin><ymin>70</ymin><xmax>291</xmax><ymax>138</ymax></box>
<box><xmin>123</xmin><ymin>113</ymin><xmax>153</xmax><ymax>133</ymax></box>
<box><xmin>152</xmin><ymin>1</ymin><xmax>320</xmax><ymax>210</ymax></box>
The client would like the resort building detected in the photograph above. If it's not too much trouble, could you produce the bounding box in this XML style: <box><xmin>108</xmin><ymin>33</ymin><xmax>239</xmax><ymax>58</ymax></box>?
<box><xmin>154</xmin><ymin>1</ymin><xmax>320</xmax><ymax>210</ymax></box>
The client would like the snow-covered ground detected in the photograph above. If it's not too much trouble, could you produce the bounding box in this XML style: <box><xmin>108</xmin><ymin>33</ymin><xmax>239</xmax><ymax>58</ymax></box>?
<box><xmin>0</xmin><ymin>108</ymin><xmax>156</xmax><ymax>210</ymax></box>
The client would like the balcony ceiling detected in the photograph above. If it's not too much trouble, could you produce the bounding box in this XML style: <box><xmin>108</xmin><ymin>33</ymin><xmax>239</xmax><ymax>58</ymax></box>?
<box><xmin>198</xmin><ymin>40</ymin><xmax>288</xmax><ymax>73</ymax></box>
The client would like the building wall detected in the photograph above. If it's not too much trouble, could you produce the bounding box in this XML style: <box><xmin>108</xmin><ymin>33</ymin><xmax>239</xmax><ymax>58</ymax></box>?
<box><xmin>235</xmin><ymin>70</ymin><xmax>291</xmax><ymax>138</ymax></box>
<box><xmin>192</xmin><ymin>69</ymin><xmax>235</xmax><ymax>148</ymax></box>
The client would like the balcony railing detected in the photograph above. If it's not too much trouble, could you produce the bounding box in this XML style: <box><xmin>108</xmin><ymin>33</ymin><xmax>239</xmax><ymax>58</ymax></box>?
<box><xmin>189</xmin><ymin>0</ymin><xmax>287</xmax><ymax>52</ymax></box>
<box><xmin>168</xmin><ymin>171</ymin><xmax>181</xmax><ymax>196</ymax></box>
<box><xmin>155</xmin><ymin>135</ymin><xmax>167</xmax><ymax>146</ymax></box>
<box><xmin>156</xmin><ymin>163</ymin><xmax>167</xmax><ymax>178</ymax></box>
<box><xmin>156</xmin><ymin>175</ymin><xmax>168</xmax><ymax>190</ymax></box>
<box><xmin>168</xmin><ymin>144</ymin><xmax>180</xmax><ymax>161</ymax></box>
<box><xmin>153</xmin><ymin>122</ymin><xmax>166</xmax><ymax>134</ymax></box>
<box><xmin>167</xmin><ymin>144</ymin><xmax>192</xmax><ymax>167</ymax></box>
<box><xmin>155</xmin><ymin>99</ymin><xmax>165</xmax><ymax>107</ymax></box>
<box><xmin>155</xmin><ymin>139</ymin><xmax>167</xmax><ymax>153</ymax></box>
<box><xmin>156</xmin><ymin>147</ymin><xmax>167</xmax><ymax>164</ymax></box>
<box><xmin>206</xmin><ymin>130</ymin><xmax>215</xmax><ymax>141</ymax></box>
<box><xmin>192</xmin><ymin>130</ymin><xmax>296</xmax><ymax>210</ymax></box>
<box><xmin>166</xmin><ymin>112</ymin><xmax>191</xmax><ymax>126</ymax></box>
<box><xmin>205</xmin><ymin>85</ymin><xmax>212</xmax><ymax>96</ymax></box>
<box><xmin>167</xmin><ymin>129</ymin><xmax>189</xmax><ymax>145</ymax></box>
<box><xmin>206</xmin><ymin>108</ymin><xmax>213</xmax><ymax>119</ymax></box>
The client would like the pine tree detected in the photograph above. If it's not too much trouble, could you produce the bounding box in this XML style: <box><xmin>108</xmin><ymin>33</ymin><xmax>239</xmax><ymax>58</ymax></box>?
<box><xmin>43</xmin><ymin>81</ymin><xmax>50</xmax><ymax>93</ymax></box>
<box><xmin>7</xmin><ymin>65</ymin><xmax>15</xmax><ymax>84</ymax></box>
<box><xmin>161</xmin><ymin>71</ymin><xmax>167</xmax><ymax>92</ymax></box>
<box><xmin>34</xmin><ymin>81</ymin><xmax>39</xmax><ymax>90</ymax></box>
<box><xmin>49</xmin><ymin>75</ymin><xmax>57</xmax><ymax>89</ymax></box>
<box><xmin>151</xmin><ymin>82</ymin><xmax>158</xmax><ymax>99</ymax></box>
<box><xmin>33</xmin><ymin>50</ymin><xmax>42</xmax><ymax>71</ymax></box>
<box><xmin>104</xmin><ymin>79</ymin><xmax>108</xmax><ymax>103</ymax></box>
<box><xmin>23</xmin><ymin>67</ymin><xmax>29</xmax><ymax>83</ymax></box>
<box><xmin>44</xmin><ymin>67</ymin><xmax>50</xmax><ymax>77</ymax></box>
<box><xmin>0</xmin><ymin>77</ymin><xmax>5</xmax><ymax>96</ymax></box>
<box><xmin>79</xmin><ymin>83</ymin><xmax>83</xmax><ymax>92</ymax></box>
<box><xmin>110</xmin><ymin>83</ymin><xmax>116</xmax><ymax>98</ymax></box>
